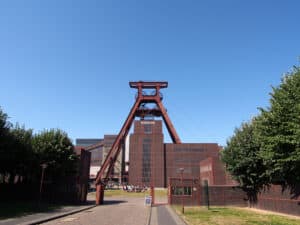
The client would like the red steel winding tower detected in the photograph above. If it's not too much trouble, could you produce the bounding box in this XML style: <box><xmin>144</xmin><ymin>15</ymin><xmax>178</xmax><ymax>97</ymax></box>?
<box><xmin>95</xmin><ymin>81</ymin><xmax>181</xmax><ymax>205</ymax></box>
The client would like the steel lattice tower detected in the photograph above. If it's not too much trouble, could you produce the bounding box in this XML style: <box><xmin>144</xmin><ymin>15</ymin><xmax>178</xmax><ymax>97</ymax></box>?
<box><xmin>95</xmin><ymin>81</ymin><xmax>181</xmax><ymax>205</ymax></box>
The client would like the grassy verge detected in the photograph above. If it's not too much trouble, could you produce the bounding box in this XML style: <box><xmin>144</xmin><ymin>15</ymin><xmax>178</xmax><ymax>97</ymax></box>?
<box><xmin>88</xmin><ymin>189</ymin><xmax>150</xmax><ymax>198</ymax></box>
<box><xmin>88</xmin><ymin>188</ymin><xmax>167</xmax><ymax>198</ymax></box>
<box><xmin>105</xmin><ymin>189</ymin><xmax>151</xmax><ymax>197</ymax></box>
<box><xmin>0</xmin><ymin>201</ymin><xmax>64</xmax><ymax>220</ymax></box>
<box><xmin>173</xmin><ymin>206</ymin><xmax>300</xmax><ymax>225</ymax></box>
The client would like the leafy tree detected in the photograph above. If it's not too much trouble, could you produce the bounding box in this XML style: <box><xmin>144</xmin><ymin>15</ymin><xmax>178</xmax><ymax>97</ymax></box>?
<box><xmin>257</xmin><ymin>66</ymin><xmax>300</xmax><ymax>187</ymax></box>
<box><xmin>0</xmin><ymin>108</ymin><xmax>12</xmax><ymax>182</ymax></box>
<box><xmin>32</xmin><ymin>129</ymin><xmax>78</xmax><ymax>182</ymax></box>
<box><xmin>0</xmin><ymin>107</ymin><xmax>11</xmax><ymax>132</ymax></box>
<box><xmin>0</xmin><ymin>115</ymin><xmax>34</xmax><ymax>183</ymax></box>
<box><xmin>0</xmin><ymin>106</ymin><xmax>81</xmax><ymax>204</ymax></box>
<box><xmin>223</xmin><ymin>65</ymin><xmax>300</xmax><ymax>199</ymax></box>
<box><xmin>221</xmin><ymin>120</ymin><xmax>269</xmax><ymax>201</ymax></box>
<box><xmin>9</xmin><ymin>124</ymin><xmax>34</xmax><ymax>183</ymax></box>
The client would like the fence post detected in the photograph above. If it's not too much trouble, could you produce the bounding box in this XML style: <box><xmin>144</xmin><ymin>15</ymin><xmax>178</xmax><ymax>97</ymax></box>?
<box><xmin>203</xmin><ymin>180</ymin><xmax>210</xmax><ymax>209</ymax></box>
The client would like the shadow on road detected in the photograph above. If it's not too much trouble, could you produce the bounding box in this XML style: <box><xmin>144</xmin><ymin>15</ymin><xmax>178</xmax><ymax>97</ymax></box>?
<box><xmin>103</xmin><ymin>200</ymin><xmax>127</xmax><ymax>205</ymax></box>
<box><xmin>83</xmin><ymin>200</ymin><xmax>96</xmax><ymax>205</ymax></box>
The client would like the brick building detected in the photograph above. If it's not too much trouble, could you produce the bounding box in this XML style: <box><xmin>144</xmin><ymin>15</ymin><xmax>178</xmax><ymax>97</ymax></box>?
<box><xmin>77</xmin><ymin>120</ymin><xmax>229</xmax><ymax>189</ymax></box>
<box><xmin>165</xmin><ymin>143</ymin><xmax>220</xmax><ymax>183</ymax></box>
<box><xmin>128</xmin><ymin>120</ymin><xmax>223</xmax><ymax>188</ymax></box>
<box><xmin>76</xmin><ymin>136</ymin><xmax>123</xmax><ymax>182</ymax></box>
<box><xmin>102</xmin><ymin>135</ymin><xmax>123</xmax><ymax>180</ymax></box>
<box><xmin>129</xmin><ymin>120</ymin><xmax>164</xmax><ymax>187</ymax></box>
<box><xmin>75</xmin><ymin>138</ymin><xmax>104</xmax><ymax>168</ymax></box>
<box><xmin>76</xmin><ymin>139</ymin><xmax>103</xmax><ymax>148</ymax></box>
<box><xmin>199</xmin><ymin>156</ymin><xmax>238</xmax><ymax>185</ymax></box>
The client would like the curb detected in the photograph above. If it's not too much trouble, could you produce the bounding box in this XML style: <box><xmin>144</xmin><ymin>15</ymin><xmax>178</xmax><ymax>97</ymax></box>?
<box><xmin>23</xmin><ymin>205</ymin><xmax>97</xmax><ymax>225</ymax></box>
<box><xmin>146</xmin><ymin>205</ymin><xmax>152</xmax><ymax>225</ymax></box>
<box><xmin>166</xmin><ymin>205</ymin><xmax>188</xmax><ymax>225</ymax></box>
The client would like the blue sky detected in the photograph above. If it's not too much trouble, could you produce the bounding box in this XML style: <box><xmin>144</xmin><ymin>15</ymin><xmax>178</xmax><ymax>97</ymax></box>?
<box><xmin>0</xmin><ymin>1</ymin><xmax>299</xmax><ymax>145</ymax></box>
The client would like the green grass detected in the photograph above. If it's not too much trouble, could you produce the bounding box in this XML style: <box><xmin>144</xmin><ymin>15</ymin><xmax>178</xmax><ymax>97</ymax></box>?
<box><xmin>89</xmin><ymin>188</ymin><xmax>167</xmax><ymax>198</ymax></box>
<box><xmin>173</xmin><ymin>206</ymin><xmax>300</xmax><ymax>225</ymax></box>
<box><xmin>105</xmin><ymin>189</ymin><xmax>151</xmax><ymax>197</ymax></box>
<box><xmin>0</xmin><ymin>201</ymin><xmax>64</xmax><ymax>220</ymax></box>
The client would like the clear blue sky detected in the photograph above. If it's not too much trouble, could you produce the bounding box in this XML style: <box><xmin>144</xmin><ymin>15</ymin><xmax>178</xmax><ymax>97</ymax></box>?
<box><xmin>1</xmin><ymin>1</ymin><xmax>299</xmax><ymax>145</ymax></box>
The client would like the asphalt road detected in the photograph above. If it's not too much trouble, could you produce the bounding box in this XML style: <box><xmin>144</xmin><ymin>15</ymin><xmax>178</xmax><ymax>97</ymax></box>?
<box><xmin>41</xmin><ymin>196</ymin><xmax>150</xmax><ymax>225</ymax></box>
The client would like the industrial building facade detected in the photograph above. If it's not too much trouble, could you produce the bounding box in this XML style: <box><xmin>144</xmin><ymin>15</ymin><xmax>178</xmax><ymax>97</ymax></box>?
<box><xmin>75</xmin><ymin>81</ymin><xmax>300</xmax><ymax>216</ymax></box>
<box><xmin>76</xmin><ymin>135</ymin><xmax>122</xmax><ymax>182</ymax></box>
<box><xmin>128</xmin><ymin>120</ymin><xmax>223</xmax><ymax>188</ymax></box>
<box><xmin>129</xmin><ymin>120</ymin><xmax>164</xmax><ymax>187</ymax></box>
<box><xmin>77</xmin><ymin>119</ymin><xmax>225</xmax><ymax>188</ymax></box>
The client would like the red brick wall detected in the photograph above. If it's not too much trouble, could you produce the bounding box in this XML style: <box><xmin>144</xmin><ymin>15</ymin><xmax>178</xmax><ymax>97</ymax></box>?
<box><xmin>199</xmin><ymin>157</ymin><xmax>214</xmax><ymax>185</ymax></box>
<box><xmin>253</xmin><ymin>185</ymin><xmax>300</xmax><ymax>216</ymax></box>
<box><xmin>168</xmin><ymin>178</ymin><xmax>247</xmax><ymax>206</ymax></box>
<box><xmin>129</xmin><ymin>120</ymin><xmax>164</xmax><ymax>187</ymax></box>
<box><xmin>168</xmin><ymin>178</ymin><xmax>201</xmax><ymax>206</ymax></box>
<box><xmin>166</xmin><ymin>143</ymin><xmax>220</xmax><ymax>182</ymax></box>
<box><xmin>205</xmin><ymin>185</ymin><xmax>247</xmax><ymax>206</ymax></box>
<box><xmin>77</xmin><ymin>149</ymin><xmax>91</xmax><ymax>202</ymax></box>
<box><xmin>200</xmin><ymin>156</ymin><xmax>238</xmax><ymax>186</ymax></box>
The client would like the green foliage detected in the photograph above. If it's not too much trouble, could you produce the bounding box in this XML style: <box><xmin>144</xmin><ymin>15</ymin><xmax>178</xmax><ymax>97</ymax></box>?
<box><xmin>0</xmin><ymin>107</ymin><xmax>78</xmax><ymax>184</ymax></box>
<box><xmin>173</xmin><ymin>206</ymin><xmax>300</xmax><ymax>225</ymax></box>
<box><xmin>0</xmin><ymin>108</ymin><xmax>13</xmax><ymax>178</ymax></box>
<box><xmin>257</xmin><ymin>66</ymin><xmax>300</xmax><ymax>186</ymax></box>
<box><xmin>221</xmin><ymin>120</ymin><xmax>268</xmax><ymax>199</ymax></box>
<box><xmin>32</xmin><ymin>129</ymin><xmax>78</xmax><ymax>182</ymax></box>
<box><xmin>222</xmin><ymin>65</ymin><xmax>300</xmax><ymax>197</ymax></box>
<box><xmin>0</xmin><ymin>107</ymin><xmax>11</xmax><ymax>132</ymax></box>
<box><xmin>7</xmin><ymin>124</ymin><xmax>34</xmax><ymax>183</ymax></box>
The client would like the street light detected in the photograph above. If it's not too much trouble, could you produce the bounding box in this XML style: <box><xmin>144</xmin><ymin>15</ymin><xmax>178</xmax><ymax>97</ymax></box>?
<box><xmin>179</xmin><ymin>167</ymin><xmax>184</xmax><ymax>214</ymax></box>
<box><xmin>39</xmin><ymin>163</ymin><xmax>48</xmax><ymax>205</ymax></box>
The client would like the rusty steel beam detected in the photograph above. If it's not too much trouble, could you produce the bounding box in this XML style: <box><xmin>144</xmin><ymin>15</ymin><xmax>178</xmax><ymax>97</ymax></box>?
<box><xmin>95</xmin><ymin>97</ymin><xmax>141</xmax><ymax>185</ymax></box>
<box><xmin>156</xmin><ymin>100</ymin><xmax>181</xmax><ymax>144</ymax></box>
<box><xmin>95</xmin><ymin>81</ymin><xmax>181</xmax><ymax>205</ymax></box>
<box><xmin>135</xmin><ymin>108</ymin><xmax>162</xmax><ymax>117</ymax></box>
<box><xmin>129</xmin><ymin>81</ymin><xmax>168</xmax><ymax>89</ymax></box>
<box><xmin>84</xmin><ymin>141</ymin><xmax>104</xmax><ymax>151</ymax></box>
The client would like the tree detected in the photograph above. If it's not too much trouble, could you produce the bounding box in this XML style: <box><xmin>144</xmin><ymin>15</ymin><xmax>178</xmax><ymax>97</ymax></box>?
<box><xmin>9</xmin><ymin>124</ymin><xmax>34</xmax><ymax>183</ymax></box>
<box><xmin>0</xmin><ymin>107</ymin><xmax>11</xmax><ymax>132</ymax></box>
<box><xmin>0</xmin><ymin>108</ymin><xmax>12</xmax><ymax>182</ymax></box>
<box><xmin>32</xmin><ymin>129</ymin><xmax>78</xmax><ymax>182</ymax></box>
<box><xmin>222</xmin><ymin>65</ymin><xmax>300</xmax><ymax>199</ymax></box>
<box><xmin>1</xmin><ymin>107</ymin><xmax>79</xmax><ymax>185</ymax></box>
<box><xmin>0</xmin><ymin>107</ymin><xmax>81</xmax><ymax>203</ymax></box>
<box><xmin>221</xmin><ymin>120</ymin><xmax>269</xmax><ymax>201</ymax></box>
<box><xmin>257</xmin><ymin>66</ymin><xmax>300</xmax><ymax>187</ymax></box>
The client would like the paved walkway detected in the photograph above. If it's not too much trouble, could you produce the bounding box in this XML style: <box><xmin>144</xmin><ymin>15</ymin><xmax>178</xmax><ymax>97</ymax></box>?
<box><xmin>150</xmin><ymin>205</ymin><xmax>186</xmax><ymax>225</ymax></box>
<box><xmin>0</xmin><ymin>203</ymin><xmax>95</xmax><ymax>225</ymax></box>
<box><xmin>42</xmin><ymin>196</ymin><xmax>150</xmax><ymax>225</ymax></box>
<box><xmin>0</xmin><ymin>194</ymin><xmax>185</xmax><ymax>225</ymax></box>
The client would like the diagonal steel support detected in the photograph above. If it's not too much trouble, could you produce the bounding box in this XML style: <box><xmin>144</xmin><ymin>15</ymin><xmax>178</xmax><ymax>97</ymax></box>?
<box><xmin>95</xmin><ymin>81</ymin><xmax>181</xmax><ymax>205</ymax></box>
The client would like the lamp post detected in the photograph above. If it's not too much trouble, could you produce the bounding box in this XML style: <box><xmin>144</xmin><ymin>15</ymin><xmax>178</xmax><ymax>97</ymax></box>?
<box><xmin>179</xmin><ymin>167</ymin><xmax>184</xmax><ymax>214</ymax></box>
<box><xmin>39</xmin><ymin>163</ymin><xmax>48</xmax><ymax>205</ymax></box>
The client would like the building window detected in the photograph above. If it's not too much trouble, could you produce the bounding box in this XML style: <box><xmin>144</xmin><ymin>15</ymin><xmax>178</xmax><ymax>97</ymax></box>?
<box><xmin>142</xmin><ymin>138</ymin><xmax>151</xmax><ymax>183</ymax></box>
<box><xmin>171</xmin><ymin>187</ymin><xmax>192</xmax><ymax>196</ymax></box>
<box><xmin>144</xmin><ymin>124</ymin><xmax>152</xmax><ymax>134</ymax></box>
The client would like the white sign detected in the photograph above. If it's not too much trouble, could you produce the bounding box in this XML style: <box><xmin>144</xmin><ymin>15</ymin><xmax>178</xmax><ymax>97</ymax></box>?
<box><xmin>90</xmin><ymin>166</ymin><xmax>100</xmax><ymax>179</ymax></box>
<box><xmin>145</xmin><ymin>196</ymin><xmax>152</xmax><ymax>206</ymax></box>
<box><xmin>141</xmin><ymin>121</ymin><xmax>155</xmax><ymax>124</ymax></box>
